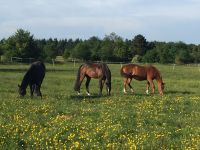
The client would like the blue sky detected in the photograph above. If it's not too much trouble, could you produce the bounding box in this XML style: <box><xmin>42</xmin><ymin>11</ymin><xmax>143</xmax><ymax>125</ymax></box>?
<box><xmin>0</xmin><ymin>0</ymin><xmax>200</xmax><ymax>44</ymax></box>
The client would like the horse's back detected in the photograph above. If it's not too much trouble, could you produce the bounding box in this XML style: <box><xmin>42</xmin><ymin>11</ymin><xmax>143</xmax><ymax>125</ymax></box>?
<box><xmin>121</xmin><ymin>64</ymin><xmax>146</xmax><ymax>79</ymax></box>
<box><xmin>31</xmin><ymin>61</ymin><xmax>45</xmax><ymax>70</ymax></box>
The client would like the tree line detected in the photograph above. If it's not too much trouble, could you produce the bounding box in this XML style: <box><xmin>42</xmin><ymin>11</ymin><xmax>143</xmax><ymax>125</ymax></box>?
<box><xmin>0</xmin><ymin>29</ymin><xmax>200</xmax><ymax>64</ymax></box>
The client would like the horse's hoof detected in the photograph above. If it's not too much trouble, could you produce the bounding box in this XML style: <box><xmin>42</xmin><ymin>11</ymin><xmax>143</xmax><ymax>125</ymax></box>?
<box><xmin>159</xmin><ymin>92</ymin><xmax>164</xmax><ymax>96</ymax></box>
<box><xmin>123</xmin><ymin>89</ymin><xmax>127</xmax><ymax>94</ymax></box>
<box><xmin>86</xmin><ymin>92</ymin><xmax>90</xmax><ymax>96</ymax></box>
<box><xmin>77</xmin><ymin>92</ymin><xmax>81</xmax><ymax>95</ymax></box>
<box><xmin>146</xmin><ymin>90</ymin><xmax>149</xmax><ymax>94</ymax></box>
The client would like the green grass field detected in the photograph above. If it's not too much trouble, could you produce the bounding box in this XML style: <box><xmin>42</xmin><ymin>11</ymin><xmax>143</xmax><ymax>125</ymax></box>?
<box><xmin>0</xmin><ymin>63</ymin><xmax>200</xmax><ymax>149</ymax></box>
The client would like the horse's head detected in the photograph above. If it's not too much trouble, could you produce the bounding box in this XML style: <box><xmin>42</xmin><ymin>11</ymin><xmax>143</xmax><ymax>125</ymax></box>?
<box><xmin>18</xmin><ymin>84</ymin><xmax>26</xmax><ymax>96</ymax></box>
<box><xmin>161</xmin><ymin>82</ymin><xmax>165</xmax><ymax>91</ymax></box>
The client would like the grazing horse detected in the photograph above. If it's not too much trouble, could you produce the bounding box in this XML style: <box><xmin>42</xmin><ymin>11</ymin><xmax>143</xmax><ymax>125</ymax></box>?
<box><xmin>120</xmin><ymin>64</ymin><xmax>165</xmax><ymax>95</ymax></box>
<box><xmin>74</xmin><ymin>62</ymin><xmax>111</xmax><ymax>96</ymax></box>
<box><xmin>18</xmin><ymin>61</ymin><xmax>46</xmax><ymax>97</ymax></box>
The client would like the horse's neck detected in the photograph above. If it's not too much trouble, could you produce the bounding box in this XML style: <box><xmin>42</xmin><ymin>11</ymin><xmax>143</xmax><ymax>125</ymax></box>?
<box><xmin>156</xmin><ymin>75</ymin><xmax>162</xmax><ymax>82</ymax></box>
<box><xmin>21</xmin><ymin>72</ymin><xmax>30</xmax><ymax>89</ymax></box>
<box><xmin>155</xmin><ymin>72</ymin><xmax>162</xmax><ymax>85</ymax></box>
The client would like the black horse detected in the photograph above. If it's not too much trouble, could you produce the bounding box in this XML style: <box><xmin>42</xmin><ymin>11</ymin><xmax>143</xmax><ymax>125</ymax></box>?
<box><xmin>74</xmin><ymin>62</ymin><xmax>111</xmax><ymax>96</ymax></box>
<box><xmin>18</xmin><ymin>61</ymin><xmax>46</xmax><ymax>97</ymax></box>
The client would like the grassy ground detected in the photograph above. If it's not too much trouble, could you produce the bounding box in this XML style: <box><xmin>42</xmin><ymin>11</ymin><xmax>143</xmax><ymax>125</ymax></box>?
<box><xmin>0</xmin><ymin>63</ymin><xmax>200</xmax><ymax>149</ymax></box>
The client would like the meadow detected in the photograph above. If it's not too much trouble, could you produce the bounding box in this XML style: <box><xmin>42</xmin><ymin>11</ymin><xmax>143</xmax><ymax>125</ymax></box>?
<box><xmin>0</xmin><ymin>63</ymin><xmax>200</xmax><ymax>149</ymax></box>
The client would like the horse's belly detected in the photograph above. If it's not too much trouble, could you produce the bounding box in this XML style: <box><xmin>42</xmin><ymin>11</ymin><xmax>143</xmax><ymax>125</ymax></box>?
<box><xmin>133</xmin><ymin>75</ymin><xmax>146</xmax><ymax>81</ymax></box>
<box><xmin>87</xmin><ymin>71</ymin><xmax>100</xmax><ymax>78</ymax></box>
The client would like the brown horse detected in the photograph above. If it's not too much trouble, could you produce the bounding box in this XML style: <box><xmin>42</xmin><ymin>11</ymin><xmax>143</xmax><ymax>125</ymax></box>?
<box><xmin>120</xmin><ymin>64</ymin><xmax>165</xmax><ymax>95</ymax></box>
<box><xmin>74</xmin><ymin>62</ymin><xmax>111</xmax><ymax>96</ymax></box>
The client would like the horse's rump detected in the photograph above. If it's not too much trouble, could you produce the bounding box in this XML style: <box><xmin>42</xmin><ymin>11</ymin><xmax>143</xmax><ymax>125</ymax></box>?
<box><xmin>29</xmin><ymin>61</ymin><xmax>46</xmax><ymax>82</ymax></box>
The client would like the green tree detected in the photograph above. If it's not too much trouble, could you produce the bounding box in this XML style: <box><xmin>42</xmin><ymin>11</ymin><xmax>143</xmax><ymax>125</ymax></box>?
<box><xmin>71</xmin><ymin>42</ymin><xmax>91</xmax><ymax>61</ymax></box>
<box><xmin>159</xmin><ymin>46</ymin><xmax>176</xmax><ymax>63</ymax></box>
<box><xmin>132</xmin><ymin>34</ymin><xmax>148</xmax><ymax>56</ymax></box>
<box><xmin>43</xmin><ymin>38</ymin><xmax>58</xmax><ymax>60</ymax></box>
<box><xmin>191</xmin><ymin>45</ymin><xmax>200</xmax><ymax>63</ymax></box>
<box><xmin>124</xmin><ymin>39</ymin><xmax>133</xmax><ymax>61</ymax></box>
<box><xmin>0</xmin><ymin>39</ymin><xmax>5</xmax><ymax>55</ymax></box>
<box><xmin>63</xmin><ymin>39</ymin><xmax>79</xmax><ymax>59</ymax></box>
<box><xmin>86</xmin><ymin>36</ymin><xmax>101</xmax><ymax>61</ymax></box>
<box><xmin>113</xmin><ymin>37</ymin><xmax>127</xmax><ymax>61</ymax></box>
<box><xmin>100</xmin><ymin>38</ymin><xmax>114</xmax><ymax>61</ymax></box>
<box><xmin>174</xmin><ymin>42</ymin><xmax>192</xmax><ymax>64</ymax></box>
<box><xmin>3</xmin><ymin>29</ymin><xmax>41</xmax><ymax>59</ymax></box>
<box><xmin>175</xmin><ymin>49</ymin><xmax>192</xmax><ymax>64</ymax></box>
<box><xmin>142</xmin><ymin>49</ymin><xmax>159</xmax><ymax>63</ymax></box>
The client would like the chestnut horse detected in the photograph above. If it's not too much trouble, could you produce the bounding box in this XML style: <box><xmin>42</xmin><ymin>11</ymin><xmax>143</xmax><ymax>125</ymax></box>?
<box><xmin>74</xmin><ymin>62</ymin><xmax>111</xmax><ymax>96</ymax></box>
<box><xmin>120</xmin><ymin>64</ymin><xmax>164</xmax><ymax>95</ymax></box>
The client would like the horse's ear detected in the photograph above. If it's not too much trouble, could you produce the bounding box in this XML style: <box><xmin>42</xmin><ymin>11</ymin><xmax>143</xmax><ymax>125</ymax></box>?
<box><xmin>18</xmin><ymin>84</ymin><xmax>21</xmax><ymax>88</ymax></box>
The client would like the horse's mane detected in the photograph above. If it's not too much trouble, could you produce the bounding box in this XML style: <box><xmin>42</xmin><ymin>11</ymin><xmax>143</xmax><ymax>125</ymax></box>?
<box><xmin>150</xmin><ymin>65</ymin><xmax>162</xmax><ymax>81</ymax></box>
<box><xmin>20</xmin><ymin>71</ymin><xmax>30</xmax><ymax>89</ymax></box>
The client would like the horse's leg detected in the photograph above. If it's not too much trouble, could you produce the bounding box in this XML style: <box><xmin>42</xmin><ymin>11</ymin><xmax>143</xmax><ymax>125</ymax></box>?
<box><xmin>37</xmin><ymin>84</ymin><xmax>42</xmax><ymax>98</ymax></box>
<box><xmin>127</xmin><ymin>78</ymin><xmax>134</xmax><ymax>93</ymax></box>
<box><xmin>146</xmin><ymin>81</ymin><xmax>150</xmax><ymax>94</ymax></box>
<box><xmin>123</xmin><ymin>78</ymin><xmax>128</xmax><ymax>94</ymax></box>
<box><xmin>99</xmin><ymin>79</ymin><xmax>103</xmax><ymax>96</ymax></box>
<box><xmin>101</xmin><ymin>80</ymin><xmax>108</xmax><ymax>95</ymax></box>
<box><xmin>78</xmin><ymin>75</ymin><xmax>85</xmax><ymax>95</ymax></box>
<box><xmin>105</xmin><ymin>80</ymin><xmax>111</xmax><ymax>95</ymax></box>
<box><xmin>148</xmin><ymin>79</ymin><xmax>155</xmax><ymax>94</ymax></box>
<box><xmin>29</xmin><ymin>84</ymin><xmax>34</xmax><ymax>97</ymax></box>
<box><xmin>85</xmin><ymin>76</ymin><xmax>91</xmax><ymax>96</ymax></box>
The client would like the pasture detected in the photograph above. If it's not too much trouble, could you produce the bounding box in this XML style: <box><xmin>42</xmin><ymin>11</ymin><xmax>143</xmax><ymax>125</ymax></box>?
<box><xmin>0</xmin><ymin>63</ymin><xmax>200</xmax><ymax>149</ymax></box>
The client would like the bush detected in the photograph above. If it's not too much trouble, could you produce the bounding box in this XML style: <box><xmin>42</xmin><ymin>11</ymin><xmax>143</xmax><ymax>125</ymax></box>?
<box><xmin>131</xmin><ymin>55</ymin><xmax>142</xmax><ymax>63</ymax></box>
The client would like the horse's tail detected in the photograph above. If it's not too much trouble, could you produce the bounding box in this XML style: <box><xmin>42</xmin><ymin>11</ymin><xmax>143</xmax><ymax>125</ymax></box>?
<box><xmin>102</xmin><ymin>63</ymin><xmax>111</xmax><ymax>94</ymax></box>
<box><xmin>74</xmin><ymin>64</ymin><xmax>83</xmax><ymax>91</ymax></box>
<box><xmin>103</xmin><ymin>63</ymin><xmax>111</xmax><ymax>83</ymax></box>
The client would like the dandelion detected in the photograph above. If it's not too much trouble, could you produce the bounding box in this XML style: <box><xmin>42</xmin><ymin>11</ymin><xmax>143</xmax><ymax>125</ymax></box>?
<box><xmin>74</xmin><ymin>141</ymin><xmax>79</xmax><ymax>148</ymax></box>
